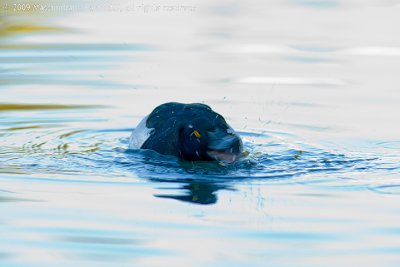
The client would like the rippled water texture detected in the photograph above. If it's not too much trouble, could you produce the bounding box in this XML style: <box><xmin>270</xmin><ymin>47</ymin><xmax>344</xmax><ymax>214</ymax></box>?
<box><xmin>1</xmin><ymin>0</ymin><xmax>400</xmax><ymax>266</ymax></box>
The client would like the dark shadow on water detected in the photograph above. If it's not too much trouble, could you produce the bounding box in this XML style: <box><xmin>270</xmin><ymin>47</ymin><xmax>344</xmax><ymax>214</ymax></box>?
<box><xmin>120</xmin><ymin>149</ymin><xmax>252</xmax><ymax>205</ymax></box>
<box><xmin>1</xmin><ymin>124</ymin><xmax>383</xmax><ymax>206</ymax></box>
<box><xmin>154</xmin><ymin>181</ymin><xmax>230</xmax><ymax>205</ymax></box>
<box><xmin>120</xmin><ymin>145</ymin><xmax>378</xmax><ymax>205</ymax></box>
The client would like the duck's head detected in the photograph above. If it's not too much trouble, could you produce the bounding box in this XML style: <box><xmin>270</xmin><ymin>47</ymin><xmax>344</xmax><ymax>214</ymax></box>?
<box><xmin>178</xmin><ymin>114</ymin><xmax>243</xmax><ymax>163</ymax></box>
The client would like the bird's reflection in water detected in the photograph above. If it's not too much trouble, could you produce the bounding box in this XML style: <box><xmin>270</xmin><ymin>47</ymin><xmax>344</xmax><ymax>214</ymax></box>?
<box><xmin>123</xmin><ymin>150</ymin><xmax>242</xmax><ymax>205</ymax></box>
<box><xmin>154</xmin><ymin>180</ymin><xmax>232</xmax><ymax>205</ymax></box>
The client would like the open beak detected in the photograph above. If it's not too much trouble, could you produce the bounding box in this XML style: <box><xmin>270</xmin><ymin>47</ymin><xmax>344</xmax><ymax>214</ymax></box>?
<box><xmin>207</xmin><ymin>129</ymin><xmax>242</xmax><ymax>163</ymax></box>
<box><xmin>207</xmin><ymin>149</ymin><xmax>240</xmax><ymax>163</ymax></box>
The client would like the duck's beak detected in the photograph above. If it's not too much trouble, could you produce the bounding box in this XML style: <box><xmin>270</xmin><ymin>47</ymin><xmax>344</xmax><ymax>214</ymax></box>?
<box><xmin>207</xmin><ymin>129</ymin><xmax>243</xmax><ymax>163</ymax></box>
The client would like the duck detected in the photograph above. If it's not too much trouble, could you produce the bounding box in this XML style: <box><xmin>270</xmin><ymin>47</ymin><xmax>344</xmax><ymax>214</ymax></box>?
<box><xmin>129</xmin><ymin>102</ymin><xmax>243</xmax><ymax>162</ymax></box>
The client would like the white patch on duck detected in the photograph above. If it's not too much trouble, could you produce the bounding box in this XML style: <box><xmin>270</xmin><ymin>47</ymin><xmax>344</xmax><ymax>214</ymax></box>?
<box><xmin>128</xmin><ymin>115</ymin><xmax>154</xmax><ymax>149</ymax></box>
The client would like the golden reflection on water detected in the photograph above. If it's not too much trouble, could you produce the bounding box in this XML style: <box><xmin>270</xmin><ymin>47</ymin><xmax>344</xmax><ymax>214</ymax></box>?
<box><xmin>6</xmin><ymin>125</ymin><xmax>44</xmax><ymax>131</ymax></box>
<box><xmin>0</xmin><ymin>0</ymin><xmax>66</xmax><ymax>36</ymax></box>
<box><xmin>0</xmin><ymin>24</ymin><xmax>63</xmax><ymax>37</ymax></box>
<box><xmin>0</xmin><ymin>103</ymin><xmax>101</xmax><ymax>111</ymax></box>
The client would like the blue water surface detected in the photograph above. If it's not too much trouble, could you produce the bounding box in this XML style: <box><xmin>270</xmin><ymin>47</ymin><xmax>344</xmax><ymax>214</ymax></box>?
<box><xmin>1</xmin><ymin>1</ymin><xmax>400</xmax><ymax>266</ymax></box>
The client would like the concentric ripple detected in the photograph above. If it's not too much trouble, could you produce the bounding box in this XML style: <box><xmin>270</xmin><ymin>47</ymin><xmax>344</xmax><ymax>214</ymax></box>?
<box><xmin>0</xmin><ymin>117</ymin><xmax>384</xmax><ymax>185</ymax></box>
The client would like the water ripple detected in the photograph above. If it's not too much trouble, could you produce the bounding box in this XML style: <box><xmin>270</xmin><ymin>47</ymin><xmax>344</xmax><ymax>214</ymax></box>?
<box><xmin>1</xmin><ymin>124</ymin><xmax>384</xmax><ymax>185</ymax></box>
<box><xmin>371</xmin><ymin>185</ymin><xmax>400</xmax><ymax>195</ymax></box>
<box><xmin>234</xmin><ymin>76</ymin><xmax>348</xmax><ymax>86</ymax></box>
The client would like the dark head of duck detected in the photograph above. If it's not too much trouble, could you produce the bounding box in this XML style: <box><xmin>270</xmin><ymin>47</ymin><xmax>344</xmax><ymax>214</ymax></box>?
<box><xmin>129</xmin><ymin>102</ymin><xmax>243</xmax><ymax>163</ymax></box>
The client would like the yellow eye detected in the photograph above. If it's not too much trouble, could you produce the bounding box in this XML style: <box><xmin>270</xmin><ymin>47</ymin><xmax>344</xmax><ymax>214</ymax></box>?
<box><xmin>193</xmin><ymin>130</ymin><xmax>201</xmax><ymax>138</ymax></box>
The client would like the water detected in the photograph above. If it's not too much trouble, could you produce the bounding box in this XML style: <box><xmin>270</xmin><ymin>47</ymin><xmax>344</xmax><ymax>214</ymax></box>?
<box><xmin>1</xmin><ymin>0</ymin><xmax>400</xmax><ymax>266</ymax></box>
